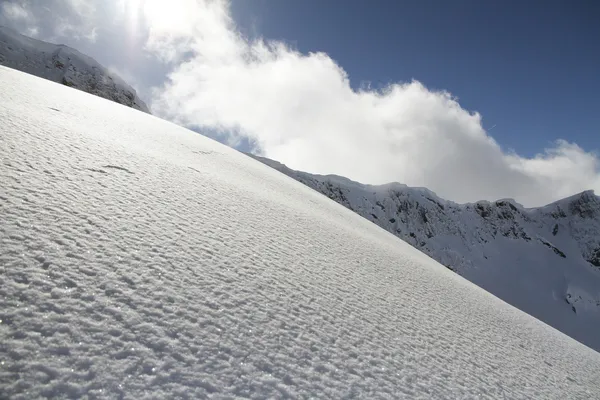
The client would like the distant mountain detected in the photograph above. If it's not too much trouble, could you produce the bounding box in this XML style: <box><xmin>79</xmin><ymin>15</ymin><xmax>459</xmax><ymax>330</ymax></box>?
<box><xmin>250</xmin><ymin>154</ymin><xmax>600</xmax><ymax>352</ymax></box>
<box><xmin>0</xmin><ymin>26</ymin><xmax>149</xmax><ymax>113</ymax></box>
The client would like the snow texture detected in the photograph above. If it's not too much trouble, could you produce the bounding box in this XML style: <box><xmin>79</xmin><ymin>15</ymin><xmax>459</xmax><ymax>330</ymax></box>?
<box><xmin>1</xmin><ymin>66</ymin><xmax>600</xmax><ymax>399</ymax></box>
<box><xmin>0</xmin><ymin>26</ymin><xmax>150</xmax><ymax>113</ymax></box>
<box><xmin>250</xmin><ymin>154</ymin><xmax>600</xmax><ymax>354</ymax></box>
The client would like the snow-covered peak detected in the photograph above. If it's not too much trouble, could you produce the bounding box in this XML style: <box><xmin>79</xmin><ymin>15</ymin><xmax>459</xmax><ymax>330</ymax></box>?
<box><xmin>0</xmin><ymin>26</ymin><xmax>150</xmax><ymax>113</ymax></box>
<box><xmin>250</xmin><ymin>153</ymin><xmax>600</xmax><ymax>353</ymax></box>
<box><xmin>3</xmin><ymin>66</ymin><xmax>600</xmax><ymax>398</ymax></box>
<box><xmin>540</xmin><ymin>189</ymin><xmax>600</xmax><ymax>219</ymax></box>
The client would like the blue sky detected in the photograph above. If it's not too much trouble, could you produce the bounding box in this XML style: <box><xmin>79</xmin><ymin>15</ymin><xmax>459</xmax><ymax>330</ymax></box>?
<box><xmin>1</xmin><ymin>0</ymin><xmax>599</xmax><ymax>205</ymax></box>
<box><xmin>231</xmin><ymin>0</ymin><xmax>600</xmax><ymax>157</ymax></box>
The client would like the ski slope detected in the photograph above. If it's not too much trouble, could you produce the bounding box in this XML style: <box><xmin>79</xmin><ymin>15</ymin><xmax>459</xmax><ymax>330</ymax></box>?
<box><xmin>1</xmin><ymin>66</ymin><xmax>600</xmax><ymax>399</ymax></box>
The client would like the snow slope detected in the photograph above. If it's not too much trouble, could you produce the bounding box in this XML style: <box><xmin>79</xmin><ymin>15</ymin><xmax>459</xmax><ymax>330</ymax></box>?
<box><xmin>0</xmin><ymin>27</ymin><xmax>149</xmax><ymax>113</ymax></box>
<box><xmin>1</xmin><ymin>67</ymin><xmax>600</xmax><ymax>399</ymax></box>
<box><xmin>249</xmin><ymin>155</ymin><xmax>600</xmax><ymax>354</ymax></box>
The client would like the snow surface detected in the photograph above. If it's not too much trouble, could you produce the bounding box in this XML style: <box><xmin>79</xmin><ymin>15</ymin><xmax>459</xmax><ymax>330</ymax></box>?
<box><xmin>0</xmin><ymin>27</ymin><xmax>149</xmax><ymax>113</ymax></box>
<box><xmin>249</xmin><ymin>155</ymin><xmax>600</xmax><ymax>354</ymax></box>
<box><xmin>1</xmin><ymin>67</ymin><xmax>600</xmax><ymax>399</ymax></box>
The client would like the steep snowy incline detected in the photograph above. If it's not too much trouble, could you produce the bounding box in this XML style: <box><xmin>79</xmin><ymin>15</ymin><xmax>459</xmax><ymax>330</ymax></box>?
<box><xmin>1</xmin><ymin>67</ymin><xmax>600</xmax><ymax>399</ymax></box>
<box><xmin>249</xmin><ymin>154</ymin><xmax>600</xmax><ymax>353</ymax></box>
<box><xmin>0</xmin><ymin>27</ymin><xmax>149</xmax><ymax>113</ymax></box>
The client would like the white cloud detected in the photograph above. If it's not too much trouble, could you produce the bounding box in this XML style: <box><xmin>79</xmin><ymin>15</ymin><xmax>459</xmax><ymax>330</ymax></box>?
<box><xmin>48</xmin><ymin>0</ymin><xmax>98</xmax><ymax>41</ymax></box>
<box><xmin>1</xmin><ymin>0</ymin><xmax>598</xmax><ymax>206</ymax></box>
<box><xmin>0</xmin><ymin>0</ymin><xmax>98</xmax><ymax>42</ymax></box>
<box><xmin>147</xmin><ymin>0</ymin><xmax>600</xmax><ymax>207</ymax></box>
<box><xmin>1</xmin><ymin>1</ymin><xmax>29</xmax><ymax>20</ymax></box>
<box><xmin>0</xmin><ymin>1</ymin><xmax>38</xmax><ymax>36</ymax></box>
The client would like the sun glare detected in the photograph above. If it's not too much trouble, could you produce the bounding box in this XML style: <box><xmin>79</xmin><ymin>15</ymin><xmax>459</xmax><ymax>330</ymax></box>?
<box><xmin>126</xmin><ymin>0</ymin><xmax>141</xmax><ymax>10</ymax></box>
<box><xmin>120</xmin><ymin>0</ymin><xmax>142</xmax><ymax>35</ymax></box>
<box><xmin>143</xmin><ymin>0</ymin><xmax>188</xmax><ymax>32</ymax></box>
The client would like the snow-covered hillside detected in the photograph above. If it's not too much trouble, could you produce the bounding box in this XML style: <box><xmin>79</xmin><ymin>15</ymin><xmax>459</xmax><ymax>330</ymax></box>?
<box><xmin>250</xmin><ymin>154</ymin><xmax>600</xmax><ymax>353</ymax></box>
<box><xmin>0</xmin><ymin>27</ymin><xmax>149</xmax><ymax>113</ymax></box>
<box><xmin>2</xmin><ymin>67</ymin><xmax>600</xmax><ymax>399</ymax></box>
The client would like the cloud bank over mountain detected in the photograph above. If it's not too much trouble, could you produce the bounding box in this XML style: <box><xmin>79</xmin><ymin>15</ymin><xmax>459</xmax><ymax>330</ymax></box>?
<box><xmin>2</xmin><ymin>0</ymin><xmax>599</xmax><ymax>206</ymax></box>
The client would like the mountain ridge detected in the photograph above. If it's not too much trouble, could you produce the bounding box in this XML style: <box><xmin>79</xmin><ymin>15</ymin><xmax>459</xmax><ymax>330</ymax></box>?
<box><xmin>249</xmin><ymin>153</ymin><xmax>600</xmax><ymax>352</ymax></box>
<box><xmin>0</xmin><ymin>26</ymin><xmax>150</xmax><ymax>113</ymax></box>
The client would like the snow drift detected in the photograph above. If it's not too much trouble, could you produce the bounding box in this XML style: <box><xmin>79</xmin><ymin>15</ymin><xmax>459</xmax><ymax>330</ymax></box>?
<box><xmin>1</xmin><ymin>66</ymin><xmax>600</xmax><ymax>398</ymax></box>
